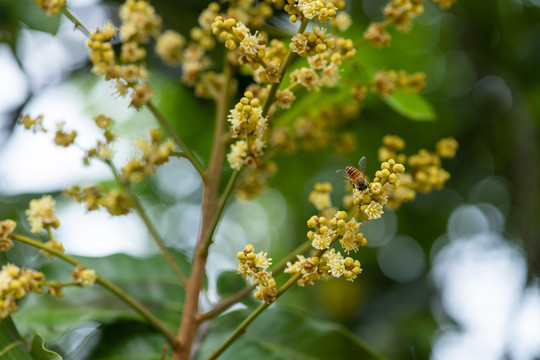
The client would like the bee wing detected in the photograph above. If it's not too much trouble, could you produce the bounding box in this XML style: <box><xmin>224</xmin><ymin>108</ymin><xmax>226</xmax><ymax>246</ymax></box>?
<box><xmin>336</xmin><ymin>169</ymin><xmax>352</xmax><ymax>181</ymax></box>
<box><xmin>357</xmin><ymin>156</ymin><xmax>367</xmax><ymax>173</ymax></box>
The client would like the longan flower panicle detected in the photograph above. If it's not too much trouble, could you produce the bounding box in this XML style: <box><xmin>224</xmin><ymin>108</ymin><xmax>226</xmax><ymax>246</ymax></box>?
<box><xmin>35</xmin><ymin>0</ymin><xmax>65</xmax><ymax>15</ymax></box>
<box><xmin>0</xmin><ymin>220</ymin><xmax>16</xmax><ymax>251</ymax></box>
<box><xmin>120</xmin><ymin>128</ymin><xmax>175</xmax><ymax>184</ymax></box>
<box><xmin>376</xmin><ymin>136</ymin><xmax>458</xmax><ymax>209</ymax></box>
<box><xmin>309</xmin><ymin>182</ymin><xmax>333</xmax><ymax>212</ymax></box>
<box><xmin>236</xmin><ymin>244</ymin><xmax>276</xmax><ymax>303</ymax></box>
<box><xmin>54</xmin><ymin>121</ymin><xmax>78</xmax><ymax>147</ymax></box>
<box><xmin>371</xmin><ymin>70</ymin><xmax>426</xmax><ymax>98</ymax></box>
<box><xmin>0</xmin><ymin>264</ymin><xmax>45</xmax><ymax>319</ymax></box>
<box><xmin>71</xmin><ymin>266</ymin><xmax>98</xmax><ymax>287</ymax></box>
<box><xmin>25</xmin><ymin>195</ymin><xmax>60</xmax><ymax>234</ymax></box>
<box><xmin>18</xmin><ymin>114</ymin><xmax>47</xmax><ymax>133</ymax></box>
<box><xmin>65</xmin><ymin>186</ymin><xmax>131</xmax><ymax>216</ymax></box>
<box><xmin>226</xmin><ymin>91</ymin><xmax>267</xmax><ymax>171</ymax></box>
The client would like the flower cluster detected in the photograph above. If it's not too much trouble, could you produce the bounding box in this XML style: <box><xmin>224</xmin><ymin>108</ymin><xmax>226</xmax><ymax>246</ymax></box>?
<box><xmin>71</xmin><ymin>266</ymin><xmax>98</xmax><ymax>287</ymax></box>
<box><xmin>289</xmin><ymin>25</ymin><xmax>356</xmax><ymax>92</ymax></box>
<box><xmin>271</xmin><ymin>102</ymin><xmax>360</xmax><ymax>155</ymax></box>
<box><xmin>0</xmin><ymin>264</ymin><xmax>45</xmax><ymax>318</ymax></box>
<box><xmin>0</xmin><ymin>220</ymin><xmax>16</xmax><ymax>251</ymax></box>
<box><xmin>86</xmin><ymin>1</ymin><xmax>159</xmax><ymax>109</ymax></box>
<box><xmin>18</xmin><ymin>114</ymin><xmax>46</xmax><ymax>133</ymax></box>
<box><xmin>25</xmin><ymin>195</ymin><xmax>60</xmax><ymax>234</ymax></box>
<box><xmin>35</xmin><ymin>0</ymin><xmax>65</xmax><ymax>15</ymax></box>
<box><xmin>226</xmin><ymin>91</ymin><xmax>267</xmax><ymax>171</ymax></box>
<box><xmin>66</xmin><ymin>186</ymin><xmax>132</xmax><ymax>216</ymax></box>
<box><xmin>363</xmin><ymin>0</ymin><xmax>456</xmax><ymax>48</ymax></box>
<box><xmin>309</xmin><ymin>182</ymin><xmax>333</xmax><ymax>212</ymax></box>
<box><xmin>372</xmin><ymin>70</ymin><xmax>427</xmax><ymax>97</ymax></box>
<box><xmin>285</xmin><ymin>0</ymin><xmax>339</xmax><ymax>24</ymax></box>
<box><xmin>236</xmin><ymin>244</ymin><xmax>276</xmax><ymax>303</ymax></box>
<box><xmin>377</xmin><ymin>135</ymin><xmax>458</xmax><ymax>208</ymax></box>
<box><xmin>83</xmin><ymin>114</ymin><xmax>116</xmax><ymax>164</ymax></box>
<box><xmin>121</xmin><ymin>129</ymin><xmax>175</xmax><ymax>184</ymax></box>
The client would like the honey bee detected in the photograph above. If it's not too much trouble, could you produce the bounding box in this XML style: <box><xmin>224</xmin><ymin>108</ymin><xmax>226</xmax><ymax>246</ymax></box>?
<box><xmin>336</xmin><ymin>156</ymin><xmax>368</xmax><ymax>191</ymax></box>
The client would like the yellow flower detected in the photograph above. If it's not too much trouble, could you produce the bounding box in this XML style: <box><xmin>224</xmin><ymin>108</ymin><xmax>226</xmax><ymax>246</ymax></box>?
<box><xmin>25</xmin><ymin>195</ymin><xmax>60</xmax><ymax>233</ymax></box>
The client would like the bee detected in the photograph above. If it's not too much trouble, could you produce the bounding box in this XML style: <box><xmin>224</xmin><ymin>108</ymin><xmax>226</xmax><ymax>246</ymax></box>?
<box><xmin>336</xmin><ymin>156</ymin><xmax>369</xmax><ymax>191</ymax></box>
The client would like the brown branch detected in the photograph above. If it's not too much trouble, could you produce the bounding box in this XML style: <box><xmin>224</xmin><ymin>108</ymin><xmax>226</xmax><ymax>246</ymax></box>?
<box><xmin>172</xmin><ymin>56</ymin><xmax>234</xmax><ymax>360</ymax></box>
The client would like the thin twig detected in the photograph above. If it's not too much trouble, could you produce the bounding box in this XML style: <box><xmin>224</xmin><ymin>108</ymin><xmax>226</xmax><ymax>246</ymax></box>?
<box><xmin>262</xmin><ymin>18</ymin><xmax>310</xmax><ymax>117</ymax></box>
<box><xmin>197</xmin><ymin>239</ymin><xmax>312</xmax><ymax>321</ymax></box>
<box><xmin>10</xmin><ymin>233</ymin><xmax>178</xmax><ymax>348</ymax></box>
<box><xmin>146</xmin><ymin>101</ymin><xmax>207</xmax><ymax>182</ymax></box>
<box><xmin>62</xmin><ymin>7</ymin><xmax>90</xmax><ymax>37</ymax></box>
<box><xmin>105</xmin><ymin>160</ymin><xmax>188</xmax><ymax>286</ymax></box>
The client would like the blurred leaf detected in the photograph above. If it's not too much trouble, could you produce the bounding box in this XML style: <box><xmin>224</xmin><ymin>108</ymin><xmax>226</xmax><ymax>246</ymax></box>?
<box><xmin>12</xmin><ymin>0</ymin><xmax>62</xmax><ymax>35</ymax></box>
<box><xmin>216</xmin><ymin>271</ymin><xmax>250</xmax><ymax>299</ymax></box>
<box><xmin>196</xmin><ymin>306</ymin><xmax>385</xmax><ymax>360</ymax></box>
<box><xmin>382</xmin><ymin>91</ymin><xmax>436</xmax><ymax>121</ymax></box>
<box><xmin>0</xmin><ymin>317</ymin><xmax>32</xmax><ymax>360</ymax></box>
<box><xmin>13</xmin><ymin>252</ymin><xmax>188</xmax><ymax>343</ymax></box>
<box><xmin>30</xmin><ymin>333</ymin><xmax>62</xmax><ymax>360</ymax></box>
<box><xmin>84</xmin><ymin>320</ymin><xmax>167</xmax><ymax>360</ymax></box>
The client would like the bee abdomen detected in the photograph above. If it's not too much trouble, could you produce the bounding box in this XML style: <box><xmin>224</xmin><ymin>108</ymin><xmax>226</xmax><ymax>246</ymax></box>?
<box><xmin>345</xmin><ymin>166</ymin><xmax>360</xmax><ymax>178</ymax></box>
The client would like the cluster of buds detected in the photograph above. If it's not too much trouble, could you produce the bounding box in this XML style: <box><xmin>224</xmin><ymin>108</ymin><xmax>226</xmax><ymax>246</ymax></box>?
<box><xmin>71</xmin><ymin>266</ymin><xmax>98</xmax><ymax>287</ymax></box>
<box><xmin>383</xmin><ymin>0</ymin><xmax>424</xmax><ymax>33</ymax></box>
<box><xmin>35</xmin><ymin>0</ymin><xmax>65</xmax><ymax>15</ymax></box>
<box><xmin>0</xmin><ymin>264</ymin><xmax>45</xmax><ymax>318</ymax></box>
<box><xmin>374</xmin><ymin>159</ymin><xmax>406</xmax><ymax>188</ymax></box>
<box><xmin>271</xmin><ymin>102</ymin><xmax>359</xmax><ymax>154</ymax></box>
<box><xmin>236</xmin><ymin>245</ymin><xmax>276</xmax><ymax>303</ymax></box>
<box><xmin>66</xmin><ymin>186</ymin><xmax>132</xmax><ymax>216</ymax></box>
<box><xmin>364</xmin><ymin>0</ymin><xmax>456</xmax><ymax>48</ymax></box>
<box><xmin>376</xmin><ymin>136</ymin><xmax>458</xmax><ymax>208</ymax></box>
<box><xmin>408</xmin><ymin>149</ymin><xmax>451</xmax><ymax>193</ymax></box>
<box><xmin>372</xmin><ymin>70</ymin><xmax>426</xmax><ymax>97</ymax></box>
<box><xmin>289</xmin><ymin>26</ymin><xmax>356</xmax><ymax>91</ymax></box>
<box><xmin>18</xmin><ymin>114</ymin><xmax>46</xmax><ymax>133</ymax></box>
<box><xmin>309</xmin><ymin>182</ymin><xmax>333</xmax><ymax>212</ymax></box>
<box><xmin>307</xmin><ymin>215</ymin><xmax>338</xmax><ymax>250</ymax></box>
<box><xmin>212</xmin><ymin>16</ymin><xmax>268</xmax><ymax>72</ymax></box>
<box><xmin>0</xmin><ymin>220</ymin><xmax>16</xmax><ymax>251</ymax></box>
<box><xmin>54</xmin><ymin>121</ymin><xmax>78</xmax><ymax>147</ymax></box>
<box><xmin>285</xmin><ymin>0</ymin><xmax>338</xmax><ymax>24</ymax></box>
<box><xmin>121</xmin><ymin>129</ymin><xmax>175</xmax><ymax>184</ymax></box>
<box><xmin>83</xmin><ymin>115</ymin><xmax>115</xmax><ymax>165</ymax></box>
<box><xmin>226</xmin><ymin>91</ymin><xmax>267</xmax><ymax>171</ymax></box>
<box><xmin>379</xmin><ymin>134</ymin><xmax>407</xmax><ymax>164</ymax></box>
<box><xmin>25</xmin><ymin>195</ymin><xmax>60</xmax><ymax>234</ymax></box>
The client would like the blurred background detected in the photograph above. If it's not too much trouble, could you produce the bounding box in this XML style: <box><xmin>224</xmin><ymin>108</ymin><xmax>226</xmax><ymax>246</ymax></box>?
<box><xmin>0</xmin><ymin>0</ymin><xmax>539</xmax><ymax>359</ymax></box>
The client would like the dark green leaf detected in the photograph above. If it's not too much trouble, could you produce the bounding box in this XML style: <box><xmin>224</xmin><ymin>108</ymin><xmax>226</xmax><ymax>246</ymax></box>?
<box><xmin>30</xmin><ymin>333</ymin><xmax>62</xmax><ymax>360</ymax></box>
<box><xmin>196</xmin><ymin>306</ymin><xmax>386</xmax><ymax>360</ymax></box>
<box><xmin>0</xmin><ymin>317</ymin><xmax>32</xmax><ymax>360</ymax></box>
<box><xmin>382</xmin><ymin>91</ymin><xmax>436</xmax><ymax>121</ymax></box>
<box><xmin>13</xmin><ymin>252</ymin><xmax>188</xmax><ymax>345</ymax></box>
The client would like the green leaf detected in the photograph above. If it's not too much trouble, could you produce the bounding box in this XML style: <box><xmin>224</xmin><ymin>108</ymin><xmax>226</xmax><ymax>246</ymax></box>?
<box><xmin>83</xmin><ymin>320</ymin><xmax>167</xmax><ymax>360</ymax></box>
<box><xmin>0</xmin><ymin>317</ymin><xmax>32</xmax><ymax>360</ymax></box>
<box><xmin>30</xmin><ymin>333</ymin><xmax>62</xmax><ymax>360</ymax></box>
<box><xmin>196</xmin><ymin>306</ymin><xmax>386</xmax><ymax>360</ymax></box>
<box><xmin>381</xmin><ymin>91</ymin><xmax>436</xmax><ymax>121</ymax></box>
<box><xmin>13</xmin><ymin>252</ymin><xmax>188</xmax><ymax>346</ymax></box>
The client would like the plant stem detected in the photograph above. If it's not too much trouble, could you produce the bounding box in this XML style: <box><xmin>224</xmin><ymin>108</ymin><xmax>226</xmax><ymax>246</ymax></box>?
<box><xmin>201</xmin><ymin>170</ymin><xmax>240</xmax><ymax>255</ymax></box>
<box><xmin>261</xmin><ymin>18</ymin><xmax>309</xmax><ymax>116</ymax></box>
<box><xmin>105</xmin><ymin>160</ymin><xmax>188</xmax><ymax>286</ymax></box>
<box><xmin>173</xmin><ymin>55</ymin><xmax>234</xmax><ymax>360</ymax></box>
<box><xmin>62</xmin><ymin>7</ymin><xmax>90</xmax><ymax>37</ymax></box>
<box><xmin>146</xmin><ymin>101</ymin><xmax>207</xmax><ymax>182</ymax></box>
<box><xmin>205</xmin><ymin>272</ymin><xmax>302</xmax><ymax>360</ymax></box>
<box><xmin>197</xmin><ymin>239</ymin><xmax>312</xmax><ymax>321</ymax></box>
<box><xmin>205</xmin><ymin>244</ymin><xmax>335</xmax><ymax>359</ymax></box>
<box><xmin>10</xmin><ymin>233</ymin><xmax>178</xmax><ymax>348</ymax></box>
